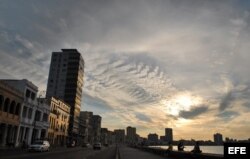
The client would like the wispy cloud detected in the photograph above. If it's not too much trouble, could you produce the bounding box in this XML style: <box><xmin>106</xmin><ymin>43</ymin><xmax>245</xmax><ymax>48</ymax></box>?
<box><xmin>179</xmin><ymin>105</ymin><xmax>209</xmax><ymax>119</ymax></box>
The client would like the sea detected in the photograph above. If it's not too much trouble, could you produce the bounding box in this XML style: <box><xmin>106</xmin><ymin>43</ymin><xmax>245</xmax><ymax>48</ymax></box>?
<box><xmin>150</xmin><ymin>145</ymin><xmax>224</xmax><ymax>155</ymax></box>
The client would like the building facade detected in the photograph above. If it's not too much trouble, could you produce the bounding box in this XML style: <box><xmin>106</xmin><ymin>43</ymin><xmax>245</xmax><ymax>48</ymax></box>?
<box><xmin>79</xmin><ymin>111</ymin><xmax>93</xmax><ymax>144</ymax></box>
<box><xmin>126</xmin><ymin>126</ymin><xmax>136</xmax><ymax>144</ymax></box>
<box><xmin>47</xmin><ymin>97</ymin><xmax>70</xmax><ymax>146</ymax></box>
<box><xmin>148</xmin><ymin>133</ymin><xmax>158</xmax><ymax>144</ymax></box>
<box><xmin>3</xmin><ymin>79</ymin><xmax>48</xmax><ymax>145</ymax></box>
<box><xmin>78</xmin><ymin>112</ymin><xmax>88</xmax><ymax>145</ymax></box>
<box><xmin>46</xmin><ymin>49</ymin><xmax>84</xmax><ymax>139</ymax></box>
<box><xmin>35</xmin><ymin>98</ymin><xmax>50</xmax><ymax>140</ymax></box>
<box><xmin>0</xmin><ymin>81</ymin><xmax>23</xmax><ymax>147</ymax></box>
<box><xmin>100</xmin><ymin>128</ymin><xmax>108</xmax><ymax>145</ymax></box>
<box><xmin>165</xmin><ymin>128</ymin><xmax>173</xmax><ymax>143</ymax></box>
<box><xmin>114</xmin><ymin>129</ymin><xmax>125</xmax><ymax>144</ymax></box>
<box><xmin>92</xmin><ymin>115</ymin><xmax>102</xmax><ymax>142</ymax></box>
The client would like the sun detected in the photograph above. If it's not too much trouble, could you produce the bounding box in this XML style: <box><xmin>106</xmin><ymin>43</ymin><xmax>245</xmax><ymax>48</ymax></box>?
<box><xmin>176</xmin><ymin>95</ymin><xmax>193</xmax><ymax>109</ymax></box>
<box><xmin>161</xmin><ymin>93</ymin><xmax>202</xmax><ymax>116</ymax></box>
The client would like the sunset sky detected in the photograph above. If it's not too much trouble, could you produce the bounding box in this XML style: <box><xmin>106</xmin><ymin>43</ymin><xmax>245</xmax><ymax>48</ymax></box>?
<box><xmin>1</xmin><ymin>0</ymin><xmax>250</xmax><ymax>140</ymax></box>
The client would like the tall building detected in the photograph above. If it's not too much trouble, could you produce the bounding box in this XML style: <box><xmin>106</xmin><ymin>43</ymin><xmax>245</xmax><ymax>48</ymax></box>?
<box><xmin>165</xmin><ymin>128</ymin><xmax>173</xmax><ymax>143</ymax></box>
<box><xmin>214</xmin><ymin>133</ymin><xmax>223</xmax><ymax>145</ymax></box>
<box><xmin>79</xmin><ymin>111</ymin><xmax>93</xmax><ymax>143</ymax></box>
<box><xmin>46</xmin><ymin>49</ymin><xmax>84</xmax><ymax>139</ymax></box>
<box><xmin>126</xmin><ymin>126</ymin><xmax>136</xmax><ymax>144</ymax></box>
<box><xmin>92</xmin><ymin>115</ymin><xmax>102</xmax><ymax>142</ymax></box>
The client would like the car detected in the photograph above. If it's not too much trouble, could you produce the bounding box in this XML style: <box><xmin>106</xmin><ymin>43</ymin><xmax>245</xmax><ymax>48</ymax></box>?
<box><xmin>66</xmin><ymin>140</ymin><xmax>76</xmax><ymax>148</ymax></box>
<box><xmin>82</xmin><ymin>143</ymin><xmax>91</xmax><ymax>148</ymax></box>
<box><xmin>104</xmin><ymin>143</ymin><xmax>109</xmax><ymax>147</ymax></box>
<box><xmin>28</xmin><ymin>140</ymin><xmax>50</xmax><ymax>152</ymax></box>
<box><xmin>93</xmin><ymin>142</ymin><xmax>102</xmax><ymax>150</ymax></box>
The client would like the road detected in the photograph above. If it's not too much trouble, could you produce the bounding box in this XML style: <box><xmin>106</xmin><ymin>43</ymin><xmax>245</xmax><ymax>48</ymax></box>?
<box><xmin>0</xmin><ymin>146</ymin><xmax>116</xmax><ymax>159</ymax></box>
<box><xmin>119</xmin><ymin>145</ymin><xmax>172</xmax><ymax>159</ymax></box>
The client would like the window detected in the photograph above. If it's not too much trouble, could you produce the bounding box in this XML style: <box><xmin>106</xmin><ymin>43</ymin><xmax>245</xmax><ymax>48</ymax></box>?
<box><xmin>35</xmin><ymin>110</ymin><xmax>41</xmax><ymax>121</ymax></box>
<box><xmin>28</xmin><ymin>108</ymin><xmax>32</xmax><ymax>119</ymax></box>
<box><xmin>31</xmin><ymin>92</ymin><xmax>35</xmax><ymax>100</ymax></box>
<box><xmin>9</xmin><ymin>101</ymin><xmax>16</xmax><ymax>114</ymax></box>
<box><xmin>22</xmin><ymin>106</ymin><xmax>27</xmax><ymax>118</ymax></box>
<box><xmin>0</xmin><ymin>95</ymin><xmax>4</xmax><ymax>110</ymax></box>
<box><xmin>4</xmin><ymin>98</ymin><xmax>10</xmax><ymax>112</ymax></box>
<box><xmin>26</xmin><ymin>89</ymin><xmax>31</xmax><ymax>98</ymax></box>
<box><xmin>15</xmin><ymin>103</ymin><xmax>21</xmax><ymax>115</ymax></box>
<box><xmin>43</xmin><ymin>113</ymin><xmax>48</xmax><ymax>122</ymax></box>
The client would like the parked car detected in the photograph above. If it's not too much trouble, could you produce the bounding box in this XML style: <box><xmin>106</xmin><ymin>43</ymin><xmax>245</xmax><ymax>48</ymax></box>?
<box><xmin>93</xmin><ymin>142</ymin><xmax>102</xmax><ymax>150</ymax></box>
<box><xmin>104</xmin><ymin>143</ymin><xmax>109</xmax><ymax>147</ymax></box>
<box><xmin>28</xmin><ymin>140</ymin><xmax>50</xmax><ymax>152</ymax></box>
<box><xmin>66</xmin><ymin>140</ymin><xmax>76</xmax><ymax>148</ymax></box>
<box><xmin>82</xmin><ymin>143</ymin><xmax>91</xmax><ymax>148</ymax></box>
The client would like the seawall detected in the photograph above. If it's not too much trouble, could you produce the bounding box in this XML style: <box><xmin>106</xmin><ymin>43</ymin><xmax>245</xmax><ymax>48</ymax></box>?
<box><xmin>132</xmin><ymin>146</ymin><xmax>223</xmax><ymax>159</ymax></box>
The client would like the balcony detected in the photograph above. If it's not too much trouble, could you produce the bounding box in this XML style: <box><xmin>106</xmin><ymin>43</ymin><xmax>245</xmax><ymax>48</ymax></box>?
<box><xmin>34</xmin><ymin>121</ymin><xmax>50</xmax><ymax>129</ymax></box>
<box><xmin>0</xmin><ymin>111</ymin><xmax>19</xmax><ymax>125</ymax></box>
<box><xmin>24</xmin><ymin>98</ymin><xmax>37</xmax><ymax>106</ymax></box>
<box><xmin>21</xmin><ymin>117</ymin><xmax>33</xmax><ymax>125</ymax></box>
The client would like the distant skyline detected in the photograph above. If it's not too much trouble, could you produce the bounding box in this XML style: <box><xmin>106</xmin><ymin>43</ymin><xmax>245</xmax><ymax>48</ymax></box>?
<box><xmin>1</xmin><ymin>0</ymin><xmax>250</xmax><ymax>140</ymax></box>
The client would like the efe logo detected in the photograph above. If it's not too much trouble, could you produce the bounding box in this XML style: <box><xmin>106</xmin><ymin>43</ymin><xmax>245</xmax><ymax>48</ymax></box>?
<box><xmin>228</xmin><ymin>147</ymin><xmax>246</xmax><ymax>154</ymax></box>
<box><xmin>224</xmin><ymin>143</ymin><xmax>249</xmax><ymax>159</ymax></box>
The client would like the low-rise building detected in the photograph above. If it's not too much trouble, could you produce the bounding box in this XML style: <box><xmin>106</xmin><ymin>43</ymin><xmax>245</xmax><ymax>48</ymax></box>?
<box><xmin>47</xmin><ymin>97</ymin><xmax>70</xmax><ymax>146</ymax></box>
<box><xmin>148</xmin><ymin>133</ymin><xmax>158</xmax><ymax>145</ymax></box>
<box><xmin>2</xmin><ymin>79</ymin><xmax>39</xmax><ymax>146</ymax></box>
<box><xmin>35</xmin><ymin>98</ymin><xmax>50</xmax><ymax>140</ymax></box>
<box><xmin>0</xmin><ymin>81</ymin><xmax>23</xmax><ymax>147</ymax></box>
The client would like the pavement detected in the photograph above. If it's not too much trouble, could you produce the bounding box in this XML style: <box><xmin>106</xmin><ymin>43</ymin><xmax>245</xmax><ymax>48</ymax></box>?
<box><xmin>118</xmin><ymin>145</ymin><xmax>171</xmax><ymax>159</ymax></box>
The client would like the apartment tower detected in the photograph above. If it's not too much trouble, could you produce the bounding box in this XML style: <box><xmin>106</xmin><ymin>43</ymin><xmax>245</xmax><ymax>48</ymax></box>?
<box><xmin>46</xmin><ymin>49</ymin><xmax>84</xmax><ymax>139</ymax></box>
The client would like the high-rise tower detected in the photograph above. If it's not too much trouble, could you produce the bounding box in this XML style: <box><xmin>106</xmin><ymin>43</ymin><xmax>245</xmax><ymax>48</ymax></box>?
<box><xmin>46</xmin><ymin>49</ymin><xmax>84</xmax><ymax>138</ymax></box>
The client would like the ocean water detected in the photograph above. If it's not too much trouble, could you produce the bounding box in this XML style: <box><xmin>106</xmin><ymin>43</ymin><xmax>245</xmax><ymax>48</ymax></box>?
<box><xmin>150</xmin><ymin>145</ymin><xmax>224</xmax><ymax>155</ymax></box>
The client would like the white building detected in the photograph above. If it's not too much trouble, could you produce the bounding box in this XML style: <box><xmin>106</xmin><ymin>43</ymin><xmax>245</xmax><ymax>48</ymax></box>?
<box><xmin>3</xmin><ymin>79</ymin><xmax>49</xmax><ymax>146</ymax></box>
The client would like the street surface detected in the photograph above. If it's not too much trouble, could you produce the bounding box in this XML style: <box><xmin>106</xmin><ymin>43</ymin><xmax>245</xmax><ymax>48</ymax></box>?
<box><xmin>119</xmin><ymin>145</ymin><xmax>172</xmax><ymax>159</ymax></box>
<box><xmin>0</xmin><ymin>146</ymin><xmax>116</xmax><ymax>159</ymax></box>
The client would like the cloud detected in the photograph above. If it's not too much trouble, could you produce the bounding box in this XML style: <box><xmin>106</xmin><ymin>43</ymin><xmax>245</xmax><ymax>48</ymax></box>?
<box><xmin>217</xmin><ymin>111</ymin><xmax>240</xmax><ymax>121</ymax></box>
<box><xmin>1</xmin><ymin>0</ymin><xmax>250</xmax><ymax>139</ymax></box>
<box><xmin>82</xmin><ymin>92</ymin><xmax>113</xmax><ymax>111</ymax></box>
<box><xmin>219</xmin><ymin>92</ymin><xmax>234</xmax><ymax>111</ymax></box>
<box><xmin>135</xmin><ymin>113</ymin><xmax>152</xmax><ymax>122</ymax></box>
<box><xmin>179</xmin><ymin>105</ymin><xmax>209</xmax><ymax>119</ymax></box>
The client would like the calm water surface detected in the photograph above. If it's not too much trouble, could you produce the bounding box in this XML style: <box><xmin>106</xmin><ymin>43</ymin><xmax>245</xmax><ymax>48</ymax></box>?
<box><xmin>151</xmin><ymin>146</ymin><xmax>224</xmax><ymax>155</ymax></box>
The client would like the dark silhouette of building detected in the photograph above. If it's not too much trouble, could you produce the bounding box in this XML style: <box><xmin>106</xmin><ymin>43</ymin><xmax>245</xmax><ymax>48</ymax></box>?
<box><xmin>214</xmin><ymin>133</ymin><xmax>223</xmax><ymax>145</ymax></box>
<box><xmin>114</xmin><ymin>129</ymin><xmax>125</xmax><ymax>143</ymax></box>
<box><xmin>165</xmin><ymin>128</ymin><xmax>173</xmax><ymax>142</ymax></box>
<box><xmin>46</xmin><ymin>49</ymin><xmax>84</xmax><ymax>140</ymax></box>
<box><xmin>126</xmin><ymin>126</ymin><xmax>136</xmax><ymax>144</ymax></box>
<box><xmin>148</xmin><ymin>133</ymin><xmax>158</xmax><ymax>144</ymax></box>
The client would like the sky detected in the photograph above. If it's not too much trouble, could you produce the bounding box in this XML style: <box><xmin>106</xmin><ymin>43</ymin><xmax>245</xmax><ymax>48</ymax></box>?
<box><xmin>1</xmin><ymin>0</ymin><xmax>250</xmax><ymax>140</ymax></box>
